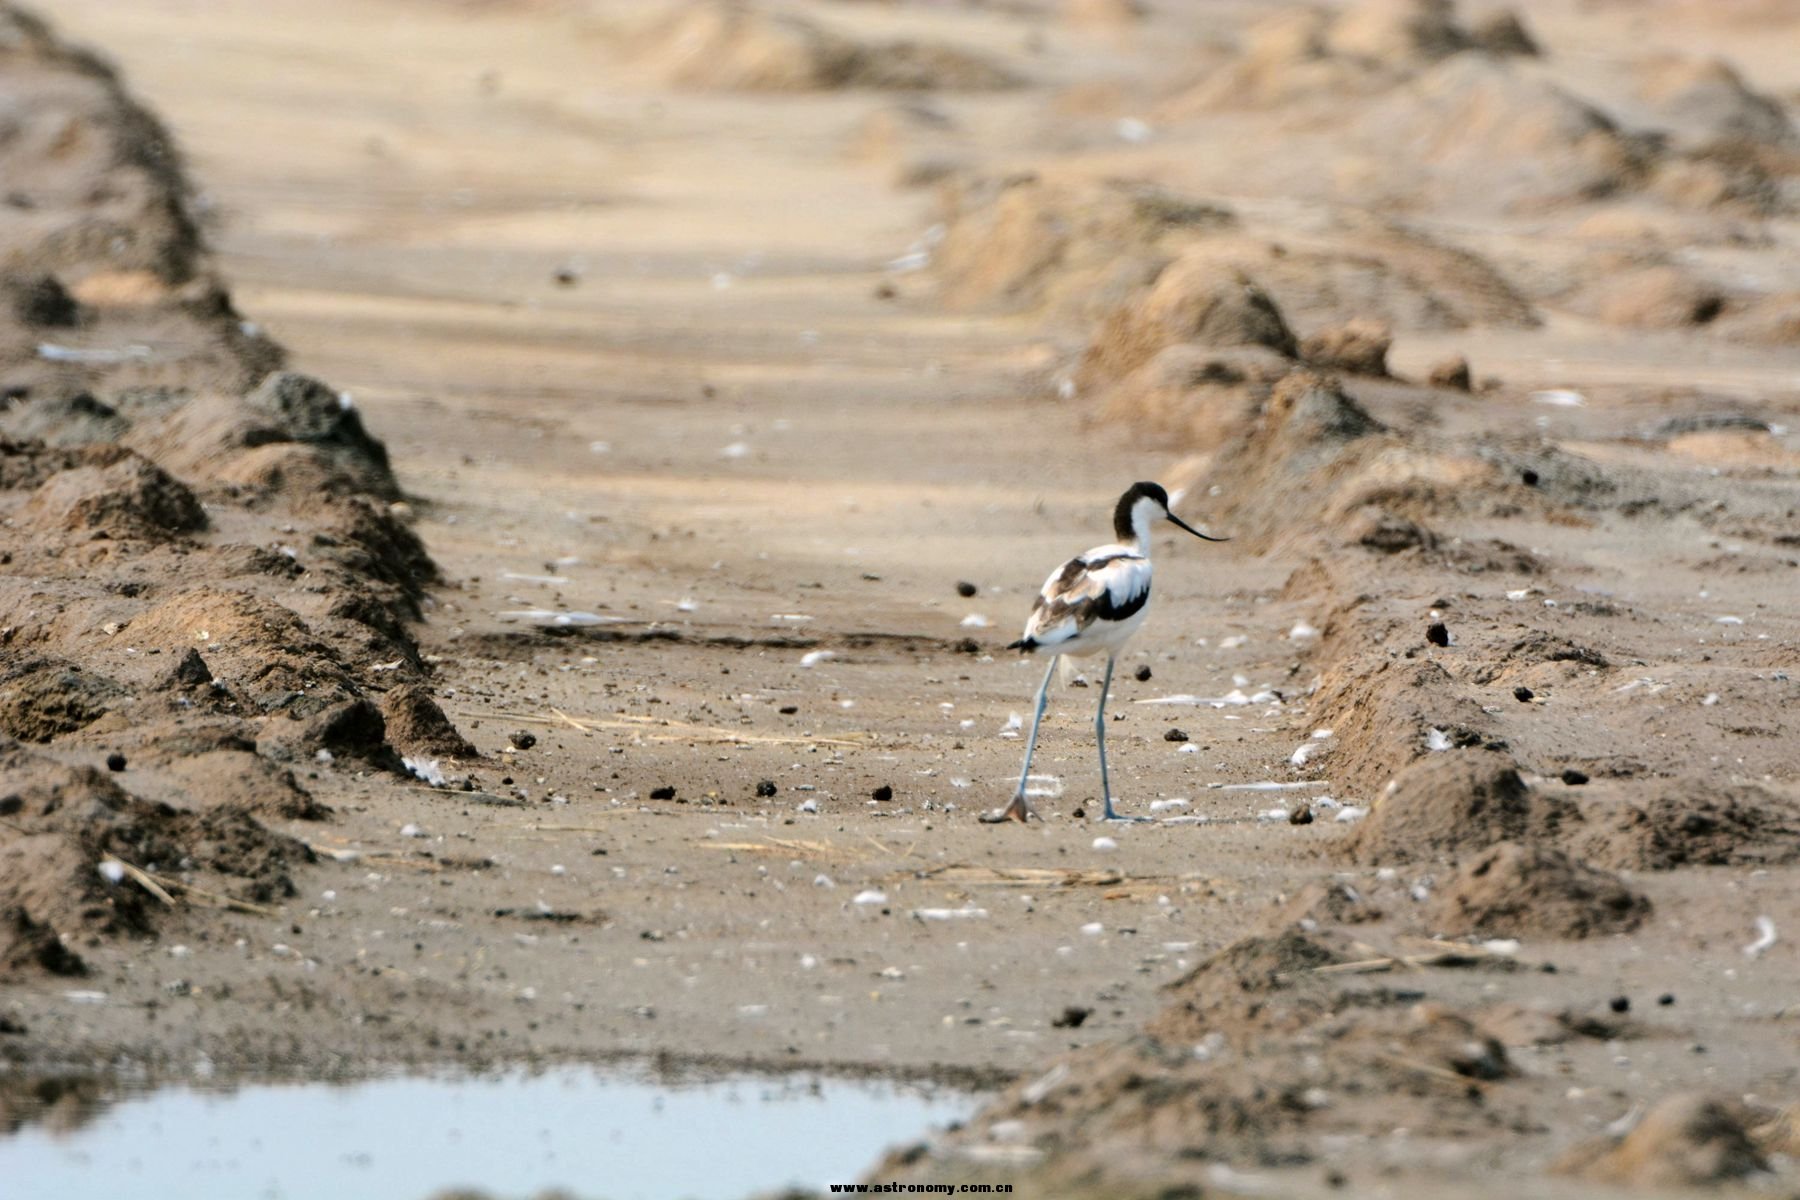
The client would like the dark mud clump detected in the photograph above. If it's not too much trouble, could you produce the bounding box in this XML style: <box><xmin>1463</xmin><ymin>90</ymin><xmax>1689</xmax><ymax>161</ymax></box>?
<box><xmin>1425</xmin><ymin>841</ymin><xmax>1650</xmax><ymax>938</ymax></box>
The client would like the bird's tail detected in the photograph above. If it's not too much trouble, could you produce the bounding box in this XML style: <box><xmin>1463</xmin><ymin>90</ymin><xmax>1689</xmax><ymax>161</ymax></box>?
<box><xmin>1006</xmin><ymin>637</ymin><xmax>1036</xmax><ymax>654</ymax></box>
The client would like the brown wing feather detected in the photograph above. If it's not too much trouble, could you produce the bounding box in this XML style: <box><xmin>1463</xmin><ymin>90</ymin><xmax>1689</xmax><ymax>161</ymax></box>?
<box><xmin>1022</xmin><ymin>553</ymin><xmax>1144</xmax><ymax>647</ymax></box>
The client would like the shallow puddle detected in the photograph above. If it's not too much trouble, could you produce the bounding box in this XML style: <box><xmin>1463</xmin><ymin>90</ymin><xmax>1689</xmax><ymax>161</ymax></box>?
<box><xmin>0</xmin><ymin>1066</ymin><xmax>979</xmax><ymax>1200</ymax></box>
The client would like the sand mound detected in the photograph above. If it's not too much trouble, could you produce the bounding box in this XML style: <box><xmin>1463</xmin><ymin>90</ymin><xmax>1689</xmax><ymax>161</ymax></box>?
<box><xmin>933</xmin><ymin>177</ymin><xmax>1535</xmax><ymax>349</ymax></box>
<box><xmin>1571</xmin><ymin>261</ymin><xmax>1730</xmax><ymax>329</ymax></box>
<box><xmin>1635</xmin><ymin>56</ymin><xmax>1797</xmax><ymax>149</ymax></box>
<box><xmin>1325</xmin><ymin>0</ymin><xmax>1478</xmax><ymax>67</ymax></box>
<box><xmin>0</xmin><ymin>392</ymin><xmax>130</xmax><ymax>445</ymax></box>
<box><xmin>930</xmin><ymin>175</ymin><xmax>1233</xmax><ymax>317</ymax></box>
<box><xmin>1317</xmin><ymin>656</ymin><xmax>1500</xmax><ymax>797</ymax></box>
<box><xmin>1342</xmin><ymin>750</ymin><xmax>1581</xmax><ymax>865</ymax></box>
<box><xmin>0</xmin><ymin>741</ymin><xmax>313</xmax><ymax>976</ymax></box>
<box><xmin>0</xmin><ymin>18</ymin><xmax>443</xmax><ymax>790</ymax></box>
<box><xmin>1556</xmin><ymin>1094</ymin><xmax>1767</xmax><ymax>1187</ymax></box>
<box><xmin>628</xmin><ymin>2</ymin><xmax>1018</xmax><ymax>93</ymax></box>
<box><xmin>1271</xmin><ymin>879</ymin><xmax>1388</xmax><ymax>928</ymax></box>
<box><xmin>1426</xmin><ymin>841</ymin><xmax>1650</xmax><ymax>938</ymax></box>
<box><xmin>1577</xmin><ymin>780</ymin><xmax>1800</xmax><ymax>870</ymax></box>
<box><xmin>380</xmin><ymin>683</ymin><xmax>479</xmax><ymax>760</ymax></box>
<box><xmin>1301</xmin><ymin>318</ymin><xmax>1391</xmax><ymax>375</ymax></box>
<box><xmin>1180</xmin><ymin>371</ymin><xmax>1461</xmax><ymax>552</ymax></box>
<box><xmin>0</xmin><ymin>7</ymin><xmax>201</xmax><ymax>284</ymax></box>
<box><xmin>1148</xmin><ymin>927</ymin><xmax>1353</xmax><ymax>1041</ymax></box>
<box><xmin>162</xmin><ymin>750</ymin><xmax>328</xmax><ymax>822</ymax></box>
<box><xmin>1358</xmin><ymin>56</ymin><xmax>1651</xmax><ymax>213</ymax></box>
<box><xmin>124</xmin><ymin>589</ymin><xmax>354</xmax><ymax>713</ymax></box>
<box><xmin>23</xmin><ymin>451</ymin><xmax>206</xmax><ymax>540</ymax></box>
<box><xmin>1076</xmin><ymin>252</ymin><xmax>1297</xmax><ymax>389</ymax></box>
<box><xmin>121</xmin><ymin>374</ymin><xmax>399</xmax><ymax>502</ymax></box>
<box><xmin>0</xmin><ymin>657</ymin><xmax>126</xmax><ymax>743</ymax></box>
<box><xmin>1096</xmin><ymin>343</ymin><xmax>1289</xmax><ymax>448</ymax></box>
<box><xmin>1171</xmin><ymin>225</ymin><xmax>1539</xmax><ymax>335</ymax></box>
<box><xmin>887</xmin><ymin>927</ymin><xmax>1524</xmax><ymax>1183</ymax></box>
<box><xmin>1165</xmin><ymin>0</ymin><xmax>1538</xmax><ymax>115</ymax></box>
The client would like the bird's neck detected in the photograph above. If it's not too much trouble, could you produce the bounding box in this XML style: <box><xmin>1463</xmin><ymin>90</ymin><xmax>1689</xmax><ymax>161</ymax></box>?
<box><xmin>1126</xmin><ymin>508</ymin><xmax>1156</xmax><ymax>556</ymax></box>
<box><xmin>1114</xmin><ymin>496</ymin><xmax>1159</xmax><ymax>552</ymax></box>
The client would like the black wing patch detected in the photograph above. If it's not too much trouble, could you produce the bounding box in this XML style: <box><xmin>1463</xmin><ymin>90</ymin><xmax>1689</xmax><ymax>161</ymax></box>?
<box><xmin>1093</xmin><ymin>579</ymin><xmax>1149</xmax><ymax>622</ymax></box>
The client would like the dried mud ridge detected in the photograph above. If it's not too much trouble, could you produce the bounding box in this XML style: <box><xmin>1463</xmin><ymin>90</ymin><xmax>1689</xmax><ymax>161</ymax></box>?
<box><xmin>877</xmin><ymin>0</ymin><xmax>1800</xmax><ymax>1192</ymax></box>
<box><xmin>0</xmin><ymin>6</ymin><xmax>474</xmax><ymax>992</ymax></box>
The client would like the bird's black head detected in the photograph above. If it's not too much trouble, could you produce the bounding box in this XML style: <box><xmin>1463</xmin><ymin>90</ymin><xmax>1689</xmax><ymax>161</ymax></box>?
<box><xmin>1113</xmin><ymin>481</ymin><xmax>1228</xmax><ymax>545</ymax></box>
<box><xmin>1113</xmin><ymin>482</ymin><xmax>1170</xmax><ymax>542</ymax></box>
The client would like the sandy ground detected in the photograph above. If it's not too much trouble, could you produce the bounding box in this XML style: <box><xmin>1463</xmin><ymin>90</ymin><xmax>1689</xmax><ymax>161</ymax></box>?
<box><xmin>5</xmin><ymin>0</ymin><xmax>1800</xmax><ymax>1195</ymax></box>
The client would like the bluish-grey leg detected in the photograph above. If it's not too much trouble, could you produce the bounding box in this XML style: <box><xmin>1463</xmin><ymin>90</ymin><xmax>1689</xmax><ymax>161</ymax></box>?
<box><xmin>984</xmin><ymin>656</ymin><xmax>1057</xmax><ymax>823</ymax></box>
<box><xmin>1095</xmin><ymin>654</ymin><xmax>1145</xmax><ymax>822</ymax></box>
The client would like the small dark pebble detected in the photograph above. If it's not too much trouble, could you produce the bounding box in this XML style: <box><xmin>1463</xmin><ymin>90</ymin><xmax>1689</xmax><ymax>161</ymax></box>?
<box><xmin>956</xmin><ymin>580</ymin><xmax>979</xmax><ymax>598</ymax></box>
<box><xmin>1163</xmin><ymin>728</ymin><xmax>1189</xmax><ymax>743</ymax></box>
<box><xmin>553</xmin><ymin>267</ymin><xmax>579</xmax><ymax>287</ymax></box>
<box><xmin>1560</xmin><ymin>768</ymin><xmax>1589</xmax><ymax>786</ymax></box>
<box><xmin>755</xmin><ymin>780</ymin><xmax>778</xmax><ymax>797</ymax></box>
<box><xmin>105</xmin><ymin>753</ymin><xmax>127</xmax><ymax>772</ymax></box>
<box><xmin>1289</xmin><ymin>803</ymin><xmax>1314</xmax><ymax>826</ymax></box>
<box><xmin>1050</xmin><ymin>1006</ymin><xmax>1092</xmax><ymax>1029</ymax></box>
<box><xmin>650</xmin><ymin>786</ymin><xmax>677</xmax><ymax>801</ymax></box>
<box><xmin>779</xmin><ymin>705</ymin><xmax>799</xmax><ymax>715</ymax></box>
<box><xmin>955</xmin><ymin>638</ymin><xmax>980</xmax><ymax>655</ymax></box>
<box><xmin>500</xmin><ymin>776</ymin><xmax>514</xmax><ymax>786</ymax></box>
<box><xmin>509</xmin><ymin>731</ymin><xmax>537</xmax><ymax>751</ymax></box>
<box><xmin>1425</xmin><ymin>622</ymin><xmax>1450</xmax><ymax>647</ymax></box>
<box><xmin>1134</xmin><ymin>665</ymin><xmax>1152</xmax><ymax>682</ymax></box>
<box><xmin>1071</xmin><ymin>806</ymin><xmax>1086</xmax><ymax>819</ymax></box>
<box><xmin>1658</xmin><ymin>993</ymin><xmax>1676</xmax><ymax>1007</ymax></box>
<box><xmin>1609</xmin><ymin>996</ymin><xmax>1630</xmax><ymax>1014</ymax></box>
<box><xmin>0</xmin><ymin>1015</ymin><xmax>26</xmax><ymax>1035</ymax></box>
<box><xmin>1521</xmin><ymin>468</ymin><xmax>1540</xmax><ymax>487</ymax></box>
<box><xmin>873</xmin><ymin>282</ymin><xmax>897</xmax><ymax>300</ymax></box>
<box><xmin>871</xmin><ymin>785</ymin><xmax>893</xmax><ymax>802</ymax></box>
<box><xmin>1325</xmin><ymin>1170</ymin><xmax>1347</xmax><ymax>1190</ymax></box>
<box><xmin>1513</xmin><ymin>686</ymin><xmax>1534</xmax><ymax>702</ymax></box>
